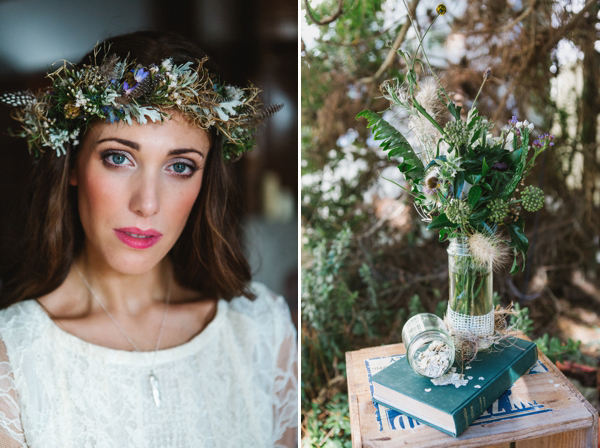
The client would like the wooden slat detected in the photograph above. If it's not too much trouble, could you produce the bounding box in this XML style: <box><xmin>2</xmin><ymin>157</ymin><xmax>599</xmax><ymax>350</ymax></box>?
<box><xmin>347</xmin><ymin>350</ymin><xmax>363</xmax><ymax>447</ymax></box>
<box><xmin>346</xmin><ymin>337</ymin><xmax>598</xmax><ymax>448</ymax></box>
<box><xmin>517</xmin><ymin>429</ymin><xmax>588</xmax><ymax>448</ymax></box>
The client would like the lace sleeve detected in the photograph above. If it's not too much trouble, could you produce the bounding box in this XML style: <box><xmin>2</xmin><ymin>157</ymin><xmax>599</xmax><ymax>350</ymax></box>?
<box><xmin>272</xmin><ymin>297</ymin><xmax>298</xmax><ymax>448</ymax></box>
<box><xmin>0</xmin><ymin>340</ymin><xmax>26</xmax><ymax>448</ymax></box>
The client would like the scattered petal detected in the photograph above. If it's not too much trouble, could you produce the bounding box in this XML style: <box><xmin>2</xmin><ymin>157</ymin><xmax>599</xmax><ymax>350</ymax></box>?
<box><xmin>425</xmin><ymin>388</ymin><xmax>432</xmax><ymax>392</ymax></box>
<box><xmin>474</xmin><ymin>385</ymin><xmax>481</xmax><ymax>389</ymax></box>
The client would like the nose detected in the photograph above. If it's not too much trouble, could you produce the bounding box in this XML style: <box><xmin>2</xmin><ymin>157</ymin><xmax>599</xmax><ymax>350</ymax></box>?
<box><xmin>129</xmin><ymin>171</ymin><xmax>160</xmax><ymax>217</ymax></box>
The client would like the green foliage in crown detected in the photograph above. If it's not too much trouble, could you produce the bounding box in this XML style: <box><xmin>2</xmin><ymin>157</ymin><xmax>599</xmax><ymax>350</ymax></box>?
<box><xmin>1</xmin><ymin>45</ymin><xmax>282</xmax><ymax>162</ymax></box>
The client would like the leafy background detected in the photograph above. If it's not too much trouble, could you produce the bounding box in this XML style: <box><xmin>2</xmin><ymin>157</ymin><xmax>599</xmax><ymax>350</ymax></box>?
<box><xmin>300</xmin><ymin>0</ymin><xmax>600</xmax><ymax>445</ymax></box>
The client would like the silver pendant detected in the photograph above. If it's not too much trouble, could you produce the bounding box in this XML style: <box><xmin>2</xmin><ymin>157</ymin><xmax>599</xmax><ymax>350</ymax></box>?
<box><xmin>149</xmin><ymin>372</ymin><xmax>161</xmax><ymax>408</ymax></box>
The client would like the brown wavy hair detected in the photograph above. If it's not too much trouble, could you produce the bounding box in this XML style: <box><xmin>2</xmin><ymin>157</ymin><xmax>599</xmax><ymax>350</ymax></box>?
<box><xmin>0</xmin><ymin>31</ymin><xmax>254</xmax><ymax>308</ymax></box>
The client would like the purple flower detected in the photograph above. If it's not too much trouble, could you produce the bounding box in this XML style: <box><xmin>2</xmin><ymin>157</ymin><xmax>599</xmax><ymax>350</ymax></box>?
<box><xmin>134</xmin><ymin>67</ymin><xmax>149</xmax><ymax>83</ymax></box>
<box><xmin>492</xmin><ymin>162</ymin><xmax>508</xmax><ymax>171</ymax></box>
<box><xmin>532</xmin><ymin>133</ymin><xmax>555</xmax><ymax>149</ymax></box>
<box><xmin>509</xmin><ymin>116</ymin><xmax>518</xmax><ymax>126</ymax></box>
<box><xmin>123</xmin><ymin>82</ymin><xmax>135</xmax><ymax>95</ymax></box>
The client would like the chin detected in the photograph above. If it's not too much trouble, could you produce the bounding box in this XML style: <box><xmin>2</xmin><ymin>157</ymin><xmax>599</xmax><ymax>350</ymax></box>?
<box><xmin>112</xmin><ymin>257</ymin><xmax>163</xmax><ymax>276</ymax></box>
<box><xmin>101</xmin><ymin>244</ymin><xmax>169</xmax><ymax>276</ymax></box>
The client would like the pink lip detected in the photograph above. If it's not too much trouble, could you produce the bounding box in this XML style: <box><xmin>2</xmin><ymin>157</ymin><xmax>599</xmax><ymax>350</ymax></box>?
<box><xmin>114</xmin><ymin>227</ymin><xmax>163</xmax><ymax>249</ymax></box>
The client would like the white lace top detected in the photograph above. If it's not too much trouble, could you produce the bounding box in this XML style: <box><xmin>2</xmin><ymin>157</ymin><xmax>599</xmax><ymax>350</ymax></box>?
<box><xmin>0</xmin><ymin>283</ymin><xmax>298</xmax><ymax>448</ymax></box>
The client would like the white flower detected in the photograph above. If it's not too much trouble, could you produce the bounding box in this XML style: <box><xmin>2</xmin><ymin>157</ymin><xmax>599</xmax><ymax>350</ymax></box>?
<box><xmin>176</xmin><ymin>99</ymin><xmax>182</xmax><ymax>105</ymax></box>
<box><xmin>161</xmin><ymin>58</ymin><xmax>173</xmax><ymax>70</ymax></box>
<box><xmin>74</xmin><ymin>90</ymin><xmax>88</xmax><ymax>107</ymax></box>
<box><xmin>527</xmin><ymin>122</ymin><xmax>534</xmax><ymax>130</ymax></box>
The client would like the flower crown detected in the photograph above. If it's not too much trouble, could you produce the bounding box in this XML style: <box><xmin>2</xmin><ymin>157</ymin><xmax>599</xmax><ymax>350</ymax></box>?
<box><xmin>1</xmin><ymin>46</ymin><xmax>282</xmax><ymax>162</ymax></box>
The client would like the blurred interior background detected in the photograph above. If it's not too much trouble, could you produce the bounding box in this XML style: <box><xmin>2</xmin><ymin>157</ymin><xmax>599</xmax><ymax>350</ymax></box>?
<box><xmin>0</xmin><ymin>0</ymin><xmax>298</xmax><ymax>324</ymax></box>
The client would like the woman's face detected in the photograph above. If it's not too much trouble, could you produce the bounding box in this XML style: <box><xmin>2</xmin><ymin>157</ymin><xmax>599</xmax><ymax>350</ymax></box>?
<box><xmin>71</xmin><ymin>112</ymin><xmax>210</xmax><ymax>275</ymax></box>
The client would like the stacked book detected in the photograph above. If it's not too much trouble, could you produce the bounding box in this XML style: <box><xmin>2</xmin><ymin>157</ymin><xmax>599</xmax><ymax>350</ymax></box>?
<box><xmin>370</xmin><ymin>337</ymin><xmax>538</xmax><ymax>437</ymax></box>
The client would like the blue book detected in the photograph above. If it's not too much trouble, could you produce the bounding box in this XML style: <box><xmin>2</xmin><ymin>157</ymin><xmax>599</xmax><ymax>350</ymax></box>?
<box><xmin>370</xmin><ymin>337</ymin><xmax>538</xmax><ymax>437</ymax></box>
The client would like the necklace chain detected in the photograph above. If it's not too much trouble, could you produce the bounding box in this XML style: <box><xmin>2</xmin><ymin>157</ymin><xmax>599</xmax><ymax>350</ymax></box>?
<box><xmin>73</xmin><ymin>266</ymin><xmax>172</xmax><ymax>355</ymax></box>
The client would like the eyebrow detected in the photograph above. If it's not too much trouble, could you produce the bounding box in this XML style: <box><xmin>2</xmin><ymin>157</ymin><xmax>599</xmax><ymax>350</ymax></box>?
<box><xmin>96</xmin><ymin>138</ymin><xmax>205</xmax><ymax>158</ymax></box>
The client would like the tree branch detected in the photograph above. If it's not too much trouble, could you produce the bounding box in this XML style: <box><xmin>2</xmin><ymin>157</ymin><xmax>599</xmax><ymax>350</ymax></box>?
<box><xmin>492</xmin><ymin>0</ymin><xmax>597</xmax><ymax>123</ymax></box>
<box><xmin>540</xmin><ymin>0</ymin><xmax>598</xmax><ymax>55</ymax></box>
<box><xmin>359</xmin><ymin>0</ymin><xmax>420</xmax><ymax>83</ymax></box>
<box><xmin>304</xmin><ymin>0</ymin><xmax>345</xmax><ymax>26</ymax></box>
<box><xmin>497</xmin><ymin>0</ymin><xmax>535</xmax><ymax>34</ymax></box>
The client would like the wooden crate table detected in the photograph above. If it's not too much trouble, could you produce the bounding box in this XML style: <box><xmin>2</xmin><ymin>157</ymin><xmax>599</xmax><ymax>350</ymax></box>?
<box><xmin>346</xmin><ymin>340</ymin><xmax>598</xmax><ymax>448</ymax></box>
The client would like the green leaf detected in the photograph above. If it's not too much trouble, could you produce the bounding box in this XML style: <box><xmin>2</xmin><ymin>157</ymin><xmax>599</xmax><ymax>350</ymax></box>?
<box><xmin>465</xmin><ymin>173</ymin><xmax>482</xmax><ymax>185</ymax></box>
<box><xmin>427</xmin><ymin>213</ymin><xmax>458</xmax><ymax>230</ymax></box>
<box><xmin>470</xmin><ymin>127</ymin><xmax>482</xmax><ymax>145</ymax></box>
<box><xmin>425</xmin><ymin>155</ymin><xmax>447</xmax><ymax>171</ymax></box>
<box><xmin>447</xmin><ymin>102</ymin><xmax>461</xmax><ymax>120</ymax></box>
<box><xmin>467</xmin><ymin>107</ymin><xmax>479</xmax><ymax>126</ymax></box>
<box><xmin>507</xmin><ymin>220</ymin><xmax>529</xmax><ymax>254</ymax></box>
<box><xmin>482</xmin><ymin>157</ymin><xmax>490</xmax><ymax>177</ymax></box>
<box><xmin>469</xmin><ymin>207</ymin><xmax>491</xmax><ymax>224</ymax></box>
<box><xmin>439</xmin><ymin>228</ymin><xmax>450</xmax><ymax>241</ymax></box>
<box><xmin>454</xmin><ymin>171</ymin><xmax>465</xmax><ymax>198</ymax></box>
<box><xmin>510</xmin><ymin>249</ymin><xmax>519</xmax><ymax>274</ymax></box>
<box><xmin>356</xmin><ymin>110</ymin><xmax>423</xmax><ymax>179</ymax></box>
<box><xmin>507</xmin><ymin>219</ymin><xmax>529</xmax><ymax>272</ymax></box>
<box><xmin>503</xmin><ymin>143</ymin><xmax>529</xmax><ymax>199</ymax></box>
<box><xmin>468</xmin><ymin>185</ymin><xmax>482</xmax><ymax>209</ymax></box>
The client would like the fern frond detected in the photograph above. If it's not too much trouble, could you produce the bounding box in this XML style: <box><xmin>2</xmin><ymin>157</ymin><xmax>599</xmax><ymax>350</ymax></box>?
<box><xmin>356</xmin><ymin>109</ymin><xmax>424</xmax><ymax>180</ymax></box>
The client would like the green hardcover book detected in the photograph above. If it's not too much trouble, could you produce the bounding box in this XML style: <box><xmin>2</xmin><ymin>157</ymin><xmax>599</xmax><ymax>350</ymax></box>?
<box><xmin>370</xmin><ymin>337</ymin><xmax>538</xmax><ymax>437</ymax></box>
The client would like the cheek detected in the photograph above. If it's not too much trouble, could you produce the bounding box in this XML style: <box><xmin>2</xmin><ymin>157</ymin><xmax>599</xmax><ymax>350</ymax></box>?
<box><xmin>165</xmin><ymin>177</ymin><xmax>204</xmax><ymax>231</ymax></box>
<box><xmin>77</xmin><ymin>169</ymin><xmax>122</xmax><ymax>231</ymax></box>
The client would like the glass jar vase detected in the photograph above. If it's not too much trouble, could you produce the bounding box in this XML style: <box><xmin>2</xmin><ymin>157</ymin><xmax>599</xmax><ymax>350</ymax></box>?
<box><xmin>447</xmin><ymin>237</ymin><xmax>494</xmax><ymax>348</ymax></box>
<box><xmin>402</xmin><ymin>313</ymin><xmax>455</xmax><ymax>378</ymax></box>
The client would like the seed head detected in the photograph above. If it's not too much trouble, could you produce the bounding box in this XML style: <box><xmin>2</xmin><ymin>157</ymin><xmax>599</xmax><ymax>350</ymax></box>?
<box><xmin>445</xmin><ymin>199</ymin><xmax>470</xmax><ymax>225</ymax></box>
<box><xmin>487</xmin><ymin>198</ymin><xmax>509</xmax><ymax>223</ymax></box>
<box><xmin>522</xmin><ymin>186</ymin><xmax>544</xmax><ymax>212</ymax></box>
<box><xmin>468</xmin><ymin>232</ymin><xmax>510</xmax><ymax>271</ymax></box>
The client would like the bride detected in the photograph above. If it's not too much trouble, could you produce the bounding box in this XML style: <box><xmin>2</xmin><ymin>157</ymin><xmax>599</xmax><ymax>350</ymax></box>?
<box><xmin>0</xmin><ymin>31</ymin><xmax>297</xmax><ymax>448</ymax></box>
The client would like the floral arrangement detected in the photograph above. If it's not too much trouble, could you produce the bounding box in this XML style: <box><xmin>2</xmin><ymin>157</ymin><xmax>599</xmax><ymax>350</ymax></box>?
<box><xmin>1</xmin><ymin>45</ymin><xmax>281</xmax><ymax>161</ymax></box>
<box><xmin>357</xmin><ymin>4</ymin><xmax>554</xmax><ymax>275</ymax></box>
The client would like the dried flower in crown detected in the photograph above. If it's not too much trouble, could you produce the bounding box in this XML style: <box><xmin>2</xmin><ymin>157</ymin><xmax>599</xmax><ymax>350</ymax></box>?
<box><xmin>0</xmin><ymin>44</ymin><xmax>282</xmax><ymax>162</ymax></box>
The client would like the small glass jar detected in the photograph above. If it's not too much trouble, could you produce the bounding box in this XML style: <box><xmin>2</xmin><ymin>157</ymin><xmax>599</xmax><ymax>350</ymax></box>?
<box><xmin>402</xmin><ymin>313</ymin><xmax>455</xmax><ymax>378</ymax></box>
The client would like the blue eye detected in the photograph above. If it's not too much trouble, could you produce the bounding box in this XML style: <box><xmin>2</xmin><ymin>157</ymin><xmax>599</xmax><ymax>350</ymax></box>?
<box><xmin>172</xmin><ymin>163</ymin><xmax>187</xmax><ymax>173</ymax></box>
<box><xmin>111</xmin><ymin>154</ymin><xmax>126</xmax><ymax>165</ymax></box>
